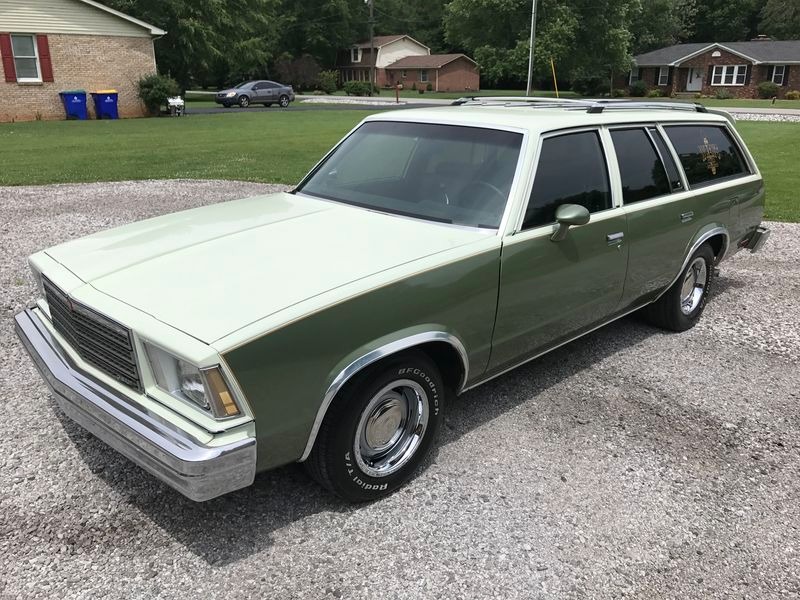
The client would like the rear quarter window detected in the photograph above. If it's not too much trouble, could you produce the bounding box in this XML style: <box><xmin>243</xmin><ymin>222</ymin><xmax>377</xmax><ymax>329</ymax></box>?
<box><xmin>663</xmin><ymin>125</ymin><xmax>749</xmax><ymax>188</ymax></box>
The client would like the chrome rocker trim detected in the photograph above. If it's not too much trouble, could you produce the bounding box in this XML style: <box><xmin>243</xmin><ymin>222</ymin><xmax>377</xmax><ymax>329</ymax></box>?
<box><xmin>15</xmin><ymin>308</ymin><xmax>255</xmax><ymax>502</ymax></box>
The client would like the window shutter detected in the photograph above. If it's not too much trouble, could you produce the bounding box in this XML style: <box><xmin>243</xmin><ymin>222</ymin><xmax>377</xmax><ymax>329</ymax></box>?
<box><xmin>36</xmin><ymin>35</ymin><xmax>53</xmax><ymax>82</ymax></box>
<box><xmin>707</xmin><ymin>65</ymin><xmax>714</xmax><ymax>85</ymax></box>
<box><xmin>783</xmin><ymin>66</ymin><xmax>790</xmax><ymax>86</ymax></box>
<box><xmin>767</xmin><ymin>65</ymin><xmax>774</xmax><ymax>81</ymax></box>
<box><xmin>0</xmin><ymin>33</ymin><xmax>16</xmax><ymax>82</ymax></box>
<box><xmin>667</xmin><ymin>67</ymin><xmax>674</xmax><ymax>85</ymax></box>
<box><xmin>745</xmin><ymin>64</ymin><xmax>752</xmax><ymax>86</ymax></box>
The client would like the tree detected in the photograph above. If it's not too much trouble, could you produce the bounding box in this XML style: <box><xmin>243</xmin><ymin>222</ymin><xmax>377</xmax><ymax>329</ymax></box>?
<box><xmin>760</xmin><ymin>0</ymin><xmax>800</xmax><ymax>39</ymax></box>
<box><xmin>630</xmin><ymin>0</ymin><xmax>696</xmax><ymax>53</ymax></box>
<box><xmin>689</xmin><ymin>0</ymin><xmax>762</xmax><ymax>42</ymax></box>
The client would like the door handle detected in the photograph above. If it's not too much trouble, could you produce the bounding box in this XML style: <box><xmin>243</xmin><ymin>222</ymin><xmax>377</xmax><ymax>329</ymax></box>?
<box><xmin>606</xmin><ymin>232</ymin><xmax>624</xmax><ymax>245</ymax></box>
<box><xmin>680</xmin><ymin>211</ymin><xmax>694</xmax><ymax>223</ymax></box>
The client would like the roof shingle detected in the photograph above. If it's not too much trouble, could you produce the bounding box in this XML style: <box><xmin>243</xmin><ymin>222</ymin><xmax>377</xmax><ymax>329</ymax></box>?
<box><xmin>635</xmin><ymin>40</ymin><xmax>800</xmax><ymax>66</ymax></box>
<box><xmin>385</xmin><ymin>54</ymin><xmax>476</xmax><ymax>69</ymax></box>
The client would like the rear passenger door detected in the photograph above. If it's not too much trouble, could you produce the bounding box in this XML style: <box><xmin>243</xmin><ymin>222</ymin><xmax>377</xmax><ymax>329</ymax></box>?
<box><xmin>489</xmin><ymin>129</ymin><xmax>629</xmax><ymax>372</ymax></box>
<box><xmin>612</xmin><ymin>123</ymin><xmax>753</xmax><ymax>309</ymax></box>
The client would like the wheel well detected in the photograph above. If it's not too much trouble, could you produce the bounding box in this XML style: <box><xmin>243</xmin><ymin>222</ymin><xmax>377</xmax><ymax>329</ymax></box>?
<box><xmin>416</xmin><ymin>341</ymin><xmax>466</xmax><ymax>394</ymax></box>
<box><xmin>705</xmin><ymin>234</ymin><xmax>727</xmax><ymax>260</ymax></box>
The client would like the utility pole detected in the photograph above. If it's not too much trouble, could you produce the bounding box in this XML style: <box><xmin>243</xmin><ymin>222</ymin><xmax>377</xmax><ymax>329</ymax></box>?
<box><xmin>525</xmin><ymin>0</ymin><xmax>538</xmax><ymax>96</ymax></box>
<box><xmin>368</xmin><ymin>0</ymin><xmax>375</xmax><ymax>88</ymax></box>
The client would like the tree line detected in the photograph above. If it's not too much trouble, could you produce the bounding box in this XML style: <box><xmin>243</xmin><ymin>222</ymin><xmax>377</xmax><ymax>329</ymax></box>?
<box><xmin>105</xmin><ymin>0</ymin><xmax>800</xmax><ymax>90</ymax></box>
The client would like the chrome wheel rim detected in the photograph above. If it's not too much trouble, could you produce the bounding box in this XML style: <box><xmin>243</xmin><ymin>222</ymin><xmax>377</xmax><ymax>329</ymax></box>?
<box><xmin>240</xmin><ymin>96</ymin><xmax>249</xmax><ymax>107</ymax></box>
<box><xmin>280</xmin><ymin>96</ymin><xmax>289</xmax><ymax>107</ymax></box>
<box><xmin>680</xmin><ymin>257</ymin><xmax>708</xmax><ymax>315</ymax></box>
<box><xmin>354</xmin><ymin>379</ymin><xmax>429</xmax><ymax>478</ymax></box>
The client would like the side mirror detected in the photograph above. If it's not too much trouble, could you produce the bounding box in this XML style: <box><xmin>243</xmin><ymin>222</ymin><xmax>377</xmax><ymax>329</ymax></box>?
<box><xmin>551</xmin><ymin>204</ymin><xmax>590</xmax><ymax>242</ymax></box>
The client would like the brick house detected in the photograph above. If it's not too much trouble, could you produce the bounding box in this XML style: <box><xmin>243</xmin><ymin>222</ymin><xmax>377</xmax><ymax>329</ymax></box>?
<box><xmin>630</xmin><ymin>39</ymin><xmax>800</xmax><ymax>98</ymax></box>
<box><xmin>337</xmin><ymin>34</ymin><xmax>479</xmax><ymax>92</ymax></box>
<box><xmin>0</xmin><ymin>0</ymin><xmax>165</xmax><ymax>122</ymax></box>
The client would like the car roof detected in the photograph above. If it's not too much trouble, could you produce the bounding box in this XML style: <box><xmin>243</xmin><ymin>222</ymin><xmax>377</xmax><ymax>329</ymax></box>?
<box><xmin>365</xmin><ymin>103</ymin><xmax>731</xmax><ymax>135</ymax></box>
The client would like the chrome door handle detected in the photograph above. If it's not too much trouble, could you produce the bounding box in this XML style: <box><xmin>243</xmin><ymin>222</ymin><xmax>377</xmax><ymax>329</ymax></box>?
<box><xmin>680</xmin><ymin>211</ymin><xmax>694</xmax><ymax>223</ymax></box>
<box><xmin>606</xmin><ymin>232</ymin><xmax>624</xmax><ymax>245</ymax></box>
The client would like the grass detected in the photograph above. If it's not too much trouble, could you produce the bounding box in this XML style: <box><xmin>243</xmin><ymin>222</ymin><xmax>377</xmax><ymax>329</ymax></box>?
<box><xmin>0</xmin><ymin>110</ymin><xmax>797</xmax><ymax>221</ymax></box>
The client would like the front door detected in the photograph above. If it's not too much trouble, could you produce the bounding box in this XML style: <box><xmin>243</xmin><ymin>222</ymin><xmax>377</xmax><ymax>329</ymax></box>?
<box><xmin>489</xmin><ymin>130</ymin><xmax>629</xmax><ymax>372</ymax></box>
<box><xmin>686</xmin><ymin>68</ymin><xmax>703</xmax><ymax>92</ymax></box>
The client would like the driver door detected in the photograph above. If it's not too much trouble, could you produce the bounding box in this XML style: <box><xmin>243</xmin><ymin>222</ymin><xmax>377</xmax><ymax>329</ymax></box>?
<box><xmin>489</xmin><ymin>129</ymin><xmax>629</xmax><ymax>372</ymax></box>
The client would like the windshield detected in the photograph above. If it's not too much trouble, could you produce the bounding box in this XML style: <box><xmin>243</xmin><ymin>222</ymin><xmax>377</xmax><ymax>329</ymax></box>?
<box><xmin>297</xmin><ymin>121</ymin><xmax>523</xmax><ymax>229</ymax></box>
<box><xmin>234</xmin><ymin>81</ymin><xmax>255</xmax><ymax>89</ymax></box>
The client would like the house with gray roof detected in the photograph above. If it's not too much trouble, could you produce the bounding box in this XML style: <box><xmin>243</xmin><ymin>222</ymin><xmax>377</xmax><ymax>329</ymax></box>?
<box><xmin>630</xmin><ymin>37</ymin><xmax>800</xmax><ymax>98</ymax></box>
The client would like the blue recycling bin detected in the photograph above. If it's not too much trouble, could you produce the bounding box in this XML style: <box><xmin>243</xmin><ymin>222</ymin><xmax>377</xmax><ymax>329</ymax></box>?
<box><xmin>91</xmin><ymin>90</ymin><xmax>119</xmax><ymax>119</ymax></box>
<box><xmin>59</xmin><ymin>90</ymin><xmax>88</xmax><ymax>120</ymax></box>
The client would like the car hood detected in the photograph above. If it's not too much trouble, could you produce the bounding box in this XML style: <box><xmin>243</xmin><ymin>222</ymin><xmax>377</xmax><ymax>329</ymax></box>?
<box><xmin>44</xmin><ymin>193</ymin><xmax>487</xmax><ymax>343</ymax></box>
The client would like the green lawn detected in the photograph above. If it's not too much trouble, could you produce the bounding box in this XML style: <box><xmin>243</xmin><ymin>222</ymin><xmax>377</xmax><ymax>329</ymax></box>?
<box><xmin>0</xmin><ymin>111</ymin><xmax>797</xmax><ymax>221</ymax></box>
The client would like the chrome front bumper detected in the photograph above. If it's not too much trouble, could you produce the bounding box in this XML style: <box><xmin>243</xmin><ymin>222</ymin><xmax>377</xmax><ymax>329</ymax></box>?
<box><xmin>14</xmin><ymin>308</ymin><xmax>256</xmax><ymax>502</ymax></box>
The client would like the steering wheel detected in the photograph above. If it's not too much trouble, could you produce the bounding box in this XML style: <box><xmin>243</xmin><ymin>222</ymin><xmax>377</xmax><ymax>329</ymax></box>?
<box><xmin>459</xmin><ymin>181</ymin><xmax>506</xmax><ymax>210</ymax></box>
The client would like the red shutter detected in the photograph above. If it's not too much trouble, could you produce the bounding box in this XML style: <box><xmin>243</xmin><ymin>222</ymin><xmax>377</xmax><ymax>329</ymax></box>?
<box><xmin>0</xmin><ymin>33</ymin><xmax>16</xmax><ymax>82</ymax></box>
<box><xmin>36</xmin><ymin>35</ymin><xmax>53</xmax><ymax>82</ymax></box>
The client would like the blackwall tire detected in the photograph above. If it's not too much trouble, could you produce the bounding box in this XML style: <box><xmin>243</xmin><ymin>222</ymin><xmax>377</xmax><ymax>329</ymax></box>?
<box><xmin>642</xmin><ymin>243</ymin><xmax>715</xmax><ymax>332</ymax></box>
<box><xmin>305</xmin><ymin>352</ymin><xmax>444</xmax><ymax>502</ymax></box>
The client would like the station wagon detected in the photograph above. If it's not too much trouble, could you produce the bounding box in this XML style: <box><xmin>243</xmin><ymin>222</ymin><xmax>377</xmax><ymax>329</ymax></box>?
<box><xmin>16</xmin><ymin>98</ymin><xmax>770</xmax><ymax>502</ymax></box>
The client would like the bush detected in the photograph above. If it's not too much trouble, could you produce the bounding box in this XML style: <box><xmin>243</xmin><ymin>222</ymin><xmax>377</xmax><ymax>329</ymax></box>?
<box><xmin>757</xmin><ymin>80</ymin><xmax>780</xmax><ymax>99</ymax></box>
<box><xmin>714</xmin><ymin>88</ymin><xmax>734</xmax><ymax>100</ymax></box>
<box><xmin>137</xmin><ymin>74</ymin><xmax>180</xmax><ymax>115</ymax></box>
<box><xmin>612</xmin><ymin>88</ymin><xmax>628</xmax><ymax>98</ymax></box>
<box><xmin>274</xmin><ymin>54</ymin><xmax>320</xmax><ymax>91</ymax></box>
<box><xmin>786</xmin><ymin>90</ymin><xmax>800</xmax><ymax>100</ymax></box>
<box><xmin>647</xmin><ymin>89</ymin><xmax>664</xmax><ymax>98</ymax></box>
<box><xmin>426</xmin><ymin>82</ymin><xmax>433</xmax><ymax>92</ymax></box>
<box><xmin>343</xmin><ymin>81</ymin><xmax>373</xmax><ymax>96</ymax></box>
<box><xmin>315</xmin><ymin>70</ymin><xmax>338</xmax><ymax>94</ymax></box>
<box><xmin>411</xmin><ymin>82</ymin><xmax>417</xmax><ymax>91</ymax></box>
<box><xmin>629</xmin><ymin>80</ymin><xmax>648</xmax><ymax>97</ymax></box>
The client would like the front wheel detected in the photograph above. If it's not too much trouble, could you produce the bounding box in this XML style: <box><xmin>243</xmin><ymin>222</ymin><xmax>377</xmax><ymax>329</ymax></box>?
<box><xmin>278</xmin><ymin>94</ymin><xmax>290</xmax><ymax>108</ymax></box>
<box><xmin>305</xmin><ymin>352</ymin><xmax>444</xmax><ymax>502</ymax></box>
<box><xmin>238</xmin><ymin>95</ymin><xmax>250</xmax><ymax>108</ymax></box>
<box><xmin>642</xmin><ymin>243</ymin><xmax>715</xmax><ymax>332</ymax></box>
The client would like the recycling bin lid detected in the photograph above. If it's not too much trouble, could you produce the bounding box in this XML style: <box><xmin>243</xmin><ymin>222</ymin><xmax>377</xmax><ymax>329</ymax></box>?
<box><xmin>60</xmin><ymin>89</ymin><xmax>86</xmax><ymax>94</ymax></box>
<box><xmin>93</xmin><ymin>89</ymin><xmax>118</xmax><ymax>94</ymax></box>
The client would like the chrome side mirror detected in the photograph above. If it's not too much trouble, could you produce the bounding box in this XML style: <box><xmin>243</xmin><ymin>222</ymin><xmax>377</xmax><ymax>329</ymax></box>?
<box><xmin>551</xmin><ymin>204</ymin><xmax>590</xmax><ymax>242</ymax></box>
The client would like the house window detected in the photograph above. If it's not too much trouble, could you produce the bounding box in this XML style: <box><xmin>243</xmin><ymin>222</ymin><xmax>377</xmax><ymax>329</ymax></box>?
<box><xmin>401</xmin><ymin>70</ymin><xmax>407</xmax><ymax>79</ymax></box>
<box><xmin>658</xmin><ymin>67</ymin><xmax>670</xmax><ymax>86</ymax></box>
<box><xmin>711</xmin><ymin>65</ymin><xmax>747</xmax><ymax>86</ymax></box>
<box><xmin>629</xmin><ymin>69</ymin><xmax>640</xmax><ymax>85</ymax></box>
<box><xmin>351</xmin><ymin>48</ymin><xmax>362</xmax><ymax>63</ymax></box>
<box><xmin>419</xmin><ymin>69</ymin><xmax>428</xmax><ymax>83</ymax></box>
<box><xmin>771</xmin><ymin>65</ymin><xmax>786</xmax><ymax>85</ymax></box>
<box><xmin>11</xmin><ymin>34</ymin><xmax>41</xmax><ymax>82</ymax></box>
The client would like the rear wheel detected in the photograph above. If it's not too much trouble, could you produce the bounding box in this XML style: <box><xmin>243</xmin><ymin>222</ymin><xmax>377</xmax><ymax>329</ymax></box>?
<box><xmin>279</xmin><ymin>95</ymin><xmax>290</xmax><ymax>108</ymax></box>
<box><xmin>642</xmin><ymin>243</ymin><xmax>714</xmax><ymax>332</ymax></box>
<box><xmin>238</xmin><ymin>95</ymin><xmax>250</xmax><ymax>108</ymax></box>
<box><xmin>305</xmin><ymin>352</ymin><xmax>444</xmax><ymax>502</ymax></box>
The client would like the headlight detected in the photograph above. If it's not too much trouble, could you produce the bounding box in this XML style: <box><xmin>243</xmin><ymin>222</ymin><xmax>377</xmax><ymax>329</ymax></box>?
<box><xmin>28</xmin><ymin>259</ymin><xmax>44</xmax><ymax>297</ymax></box>
<box><xmin>225</xmin><ymin>91</ymin><xmax>236</xmax><ymax>97</ymax></box>
<box><xmin>144</xmin><ymin>342</ymin><xmax>241</xmax><ymax>418</ymax></box>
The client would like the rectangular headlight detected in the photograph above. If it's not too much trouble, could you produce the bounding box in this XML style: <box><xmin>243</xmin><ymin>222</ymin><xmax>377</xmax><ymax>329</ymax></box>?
<box><xmin>144</xmin><ymin>343</ymin><xmax>241</xmax><ymax>419</ymax></box>
<box><xmin>28</xmin><ymin>259</ymin><xmax>44</xmax><ymax>297</ymax></box>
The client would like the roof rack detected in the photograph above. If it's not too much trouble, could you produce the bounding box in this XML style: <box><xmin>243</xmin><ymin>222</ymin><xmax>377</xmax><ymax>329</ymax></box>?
<box><xmin>450</xmin><ymin>96</ymin><xmax>717</xmax><ymax>116</ymax></box>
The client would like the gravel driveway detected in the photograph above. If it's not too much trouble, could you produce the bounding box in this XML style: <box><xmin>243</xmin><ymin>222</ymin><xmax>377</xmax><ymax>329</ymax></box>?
<box><xmin>1</xmin><ymin>180</ymin><xmax>798</xmax><ymax>600</ymax></box>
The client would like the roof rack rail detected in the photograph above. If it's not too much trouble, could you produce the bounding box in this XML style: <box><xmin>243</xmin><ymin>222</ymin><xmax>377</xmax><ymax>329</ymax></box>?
<box><xmin>450</xmin><ymin>96</ymin><xmax>733</xmax><ymax>120</ymax></box>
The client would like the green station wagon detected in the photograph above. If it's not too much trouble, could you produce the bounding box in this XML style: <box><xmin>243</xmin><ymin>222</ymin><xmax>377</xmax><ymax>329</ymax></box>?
<box><xmin>16</xmin><ymin>98</ymin><xmax>770</xmax><ymax>502</ymax></box>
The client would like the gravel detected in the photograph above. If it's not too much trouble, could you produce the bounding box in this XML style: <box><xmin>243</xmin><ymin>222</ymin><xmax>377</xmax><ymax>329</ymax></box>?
<box><xmin>1</xmin><ymin>180</ymin><xmax>799</xmax><ymax>599</ymax></box>
<box><xmin>733</xmin><ymin>113</ymin><xmax>800</xmax><ymax>123</ymax></box>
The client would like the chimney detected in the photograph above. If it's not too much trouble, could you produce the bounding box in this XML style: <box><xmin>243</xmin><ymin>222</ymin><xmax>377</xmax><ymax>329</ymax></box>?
<box><xmin>751</xmin><ymin>35</ymin><xmax>772</xmax><ymax>42</ymax></box>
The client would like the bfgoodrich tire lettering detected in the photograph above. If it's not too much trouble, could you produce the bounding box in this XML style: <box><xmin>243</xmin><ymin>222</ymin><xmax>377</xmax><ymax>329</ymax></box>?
<box><xmin>305</xmin><ymin>352</ymin><xmax>444</xmax><ymax>502</ymax></box>
<box><xmin>643</xmin><ymin>243</ymin><xmax>715</xmax><ymax>332</ymax></box>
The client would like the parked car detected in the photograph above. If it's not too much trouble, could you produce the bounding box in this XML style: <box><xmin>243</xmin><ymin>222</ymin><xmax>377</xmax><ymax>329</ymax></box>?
<box><xmin>215</xmin><ymin>80</ymin><xmax>295</xmax><ymax>108</ymax></box>
<box><xmin>16</xmin><ymin>99</ymin><xmax>769</xmax><ymax>503</ymax></box>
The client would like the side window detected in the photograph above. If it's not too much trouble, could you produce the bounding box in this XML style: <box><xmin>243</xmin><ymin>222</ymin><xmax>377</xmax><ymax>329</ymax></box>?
<box><xmin>523</xmin><ymin>131</ymin><xmax>611</xmax><ymax>230</ymax></box>
<box><xmin>647</xmin><ymin>127</ymin><xmax>683</xmax><ymax>191</ymax></box>
<box><xmin>663</xmin><ymin>125</ymin><xmax>749</xmax><ymax>187</ymax></box>
<box><xmin>610</xmin><ymin>128</ymin><xmax>671</xmax><ymax>204</ymax></box>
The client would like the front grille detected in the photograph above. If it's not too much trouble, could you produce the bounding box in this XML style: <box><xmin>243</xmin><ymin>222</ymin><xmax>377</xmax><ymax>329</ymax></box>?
<box><xmin>43</xmin><ymin>277</ymin><xmax>142</xmax><ymax>391</ymax></box>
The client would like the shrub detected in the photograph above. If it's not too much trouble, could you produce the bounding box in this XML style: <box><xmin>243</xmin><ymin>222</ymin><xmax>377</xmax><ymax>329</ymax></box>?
<box><xmin>757</xmin><ymin>80</ymin><xmax>780</xmax><ymax>99</ymax></box>
<box><xmin>571</xmin><ymin>75</ymin><xmax>606</xmax><ymax>96</ymax></box>
<box><xmin>274</xmin><ymin>53</ymin><xmax>320</xmax><ymax>91</ymax></box>
<box><xmin>647</xmin><ymin>88</ymin><xmax>664</xmax><ymax>98</ymax></box>
<box><xmin>714</xmin><ymin>88</ymin><xmax>734</xmax><ymax>100</ymax></box>
<box><xmin>786</xmin><ymin>90</ymin><xmax>800</xmax><ymax>100</ymax></box>
<box><xmin>612</xmin><ymin>88</ymin><xmax>628</xmax><ymax>98</ymax></box>
<box><xmin>411</xmin><ymin>82</ymin><xmax>417</xmax><ymax>91</ymax></box>
<box><xmin>315</xmin><ymin>70</ymin><xmax>338</xmax><ymax>94</ymax></box>
<box><xmin>137</xmin><ymin>74</ymin><xmax>180</xmax><ymax>115</ymax></box>
<box><xmin>343</xmin><ymin>81</ymin><xmax>373</xmax><ymax>96</ymax></box>
<box><xmin>629</xmin><ymin>80</ymin><xmax>648</xmax><ymax>97</ymax></box>
<box><xmin>426</xmin><ymin>82</ymin><xmax>433</xmax><ymax>91</ymax></box>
